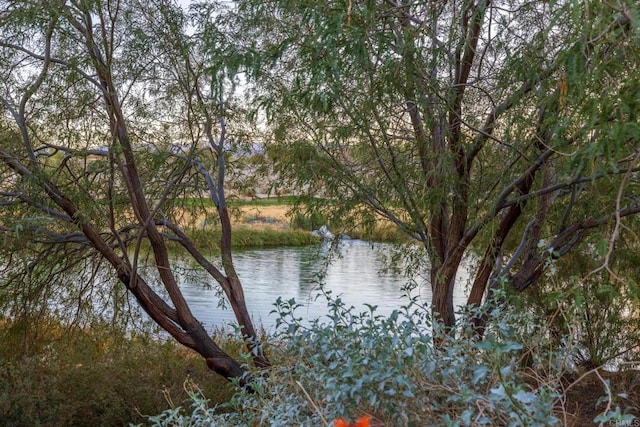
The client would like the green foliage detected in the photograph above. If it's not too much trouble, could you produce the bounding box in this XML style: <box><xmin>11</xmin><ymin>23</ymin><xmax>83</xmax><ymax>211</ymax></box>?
<box><xmin>235</xmin><ymin>0</ymin><xmax>640</xmax><ymax>326</ymax></box>
<box><xmin>140</xmin><ymin>380</ymin><xmax>224</xmax><ymax>427</ymax></box>
<box><xmin>0</xmin><ymin>0</ymin><xmax>277</xmax><ymax>353</ymax></box>
<box><xmin>230</xmin><ymin>227</ymin><xmax>319</xmax><ymax>248</ymax></box>
<box><xmin>0</xmin><ymin>320</ymin><xmax>234</xmax><ymax>426</ymax></box>
<box><xmin>347</xmin><ymin>223</ymin><xmax>409</xmax><ymax>244</ymax></box>
<box><xmin>146</xmin><ymin>290</ymin><xmax>635</xmax><ymax>426</ymax></box>
<box><xmin>523</xmin><ymin>231</ymin><xmax>640</xmax><ymax>369</ymax></box>
<box><xmin>184</xmin><ymin>227</ymin><xmax>319</xmax><ymax>251</ymax></box>
<box><xmin>2</xmin><ymin>2</ymin><xmax>640</xmax><ymax>424</ymax></box>
<box><xmin>289</xmin><ymin>210</ymin><xmax>329</xmax><ymax>231</ymax></box>
<box><xmin>0</xmin><ymin>241</ymin><xmax>121</xmax><ymax>334</ymax></box>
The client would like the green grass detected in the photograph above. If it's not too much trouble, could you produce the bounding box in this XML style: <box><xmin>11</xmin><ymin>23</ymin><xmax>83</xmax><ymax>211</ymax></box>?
<box><xmin>0</xmin><ymin>319</ymin><xmax>236</xmax><ymax>426</ymax></box>
<box><xmin>346</xmin><ymin>224</ymin><xmax>410</xmax><ymax>244</ymax></box>
<box><xmin>183</xmin><ymin>227</ymin><xmax>320</xmax><ymax>253</ymax></box>
<box><xmin>170</xmin><ymin>197</ymin><xmax>410</xmax><ymax>245</ymax></box>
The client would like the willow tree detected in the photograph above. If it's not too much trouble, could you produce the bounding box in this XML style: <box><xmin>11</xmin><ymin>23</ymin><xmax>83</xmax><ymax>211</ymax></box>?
<box><xmin>0</xmin><ymin>0</ymin><xmax>269</xmax><ymax>381</ymax></box>
<box><xmin>237</xmin><ymin>0</ymin><xmax>640</xmax><ymax>327</ymax></box>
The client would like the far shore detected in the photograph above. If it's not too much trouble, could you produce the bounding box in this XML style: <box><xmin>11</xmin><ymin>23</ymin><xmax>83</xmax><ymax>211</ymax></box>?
<box><xmin>173</xmin><ymin>197</ymin><xmax>408</xmax><ymax>248</ymax></box>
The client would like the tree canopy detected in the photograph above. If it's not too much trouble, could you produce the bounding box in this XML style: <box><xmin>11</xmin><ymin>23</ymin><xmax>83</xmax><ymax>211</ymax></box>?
<box><xmin>236</xmin><ymin>0</ymin><xmax>640</xmax><ymax>328</ymax></box>
<box><xmin>0</xmin><ymin>0</ymin><xmax>268</xmax><ymax>381</ymax></box>
<box><xmin>1</xmin><ymin>0</ymin><xmax>639</xmax><ymax>383</ymax></box>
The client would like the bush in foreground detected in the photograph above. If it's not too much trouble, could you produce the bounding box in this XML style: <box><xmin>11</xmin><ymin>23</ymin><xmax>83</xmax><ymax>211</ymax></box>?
<box><xmin>145</xmin><ymin>290</ymin><xmax>637</xmax><ymax>426</ymax></box>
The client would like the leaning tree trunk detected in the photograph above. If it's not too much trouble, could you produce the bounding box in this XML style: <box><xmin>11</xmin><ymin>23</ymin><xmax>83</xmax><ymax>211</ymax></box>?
<box><xmin>35</xmin><ymin>2</ymin><xmax>269</xmax><ymax>381</ymax></box>
<box><xmin>0</xmin><ymin>157</ymin><xmax>252</xmax><ymax>382</ymax></box>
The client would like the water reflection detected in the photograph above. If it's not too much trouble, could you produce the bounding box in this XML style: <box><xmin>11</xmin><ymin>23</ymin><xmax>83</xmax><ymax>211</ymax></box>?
<box><xmin>176</xmin><ymin>240</ymin><xmax>469</xmax><ymax>332</ymax></box>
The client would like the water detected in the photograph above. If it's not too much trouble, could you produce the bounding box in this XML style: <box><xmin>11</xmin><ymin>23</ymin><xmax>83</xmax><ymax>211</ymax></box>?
<box><xmin>175</xmin><ymin>240</ymin><xmax>469</xmax><ymax>332</ymax></box>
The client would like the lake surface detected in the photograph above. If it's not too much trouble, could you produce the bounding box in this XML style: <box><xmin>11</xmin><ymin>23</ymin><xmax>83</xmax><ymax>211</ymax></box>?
<box><xmin>175</xmin><ymin>240</ymin><xmax>470</xmax><ymax>332</ymax></box>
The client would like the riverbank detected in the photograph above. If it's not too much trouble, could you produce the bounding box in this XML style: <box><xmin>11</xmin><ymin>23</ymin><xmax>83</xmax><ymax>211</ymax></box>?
<box><xmin>6</xmin><ymin>200</ymin><xmax>634</xmax><ymax>425</ymax></box>
<box><xmin>184</xmin><ymin>226</ymin><xmax>320</xmax><ymax>251</ymax></box>
<box><xmin>2</xmin><ymin>305</ymin><xmax>638</xmax><ymax>425</ymax></box>
<box><xmin>182</xmin><ymin>198</ymin><xmax>409</xmax><ymax>249</ymax></box>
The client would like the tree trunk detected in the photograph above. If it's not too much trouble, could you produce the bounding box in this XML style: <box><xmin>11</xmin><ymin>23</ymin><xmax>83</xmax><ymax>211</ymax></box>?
<box><xmin>430</xmin><ymin>248</ymin><xmax>466</xmax><ymax>328</ymax></box>
<box><xmin>218</xmin><ymin>206</ymin><xmax>271</xmax><ymax>369</ymax></box>
<box><xmin>431</xmin><ymin>269</ymin><xmax>456</xmax><ymax>327</ymax></box>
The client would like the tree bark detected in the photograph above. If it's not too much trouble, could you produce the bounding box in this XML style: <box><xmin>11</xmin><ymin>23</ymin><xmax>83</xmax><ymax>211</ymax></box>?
<box><xmin>0</xmin><ymin>0</ymin><xmax>269</xmax><ymax>383</ymax></box>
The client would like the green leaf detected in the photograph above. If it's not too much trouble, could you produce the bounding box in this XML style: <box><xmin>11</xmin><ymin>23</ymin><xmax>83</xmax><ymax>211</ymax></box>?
<box><xmin>513</xmin><ymin>389</ymin><xmax>537</xmax><ymax>404</ymax></box>
<box><xmin>472</xmin><ymin>366</ymin><xmax>489</xmax><ymax>385</ymax></box>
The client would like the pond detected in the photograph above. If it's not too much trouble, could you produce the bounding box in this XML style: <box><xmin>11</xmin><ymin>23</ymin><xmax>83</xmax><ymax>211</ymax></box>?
<box><xmin>175</xmin><ymin>239</ymin><xmax>470</xmax><ymax>332</ymax></box>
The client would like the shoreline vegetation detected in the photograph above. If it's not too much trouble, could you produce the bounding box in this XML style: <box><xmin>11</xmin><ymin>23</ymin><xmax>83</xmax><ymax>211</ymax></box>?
<box><xmin>2</xmin><ymin>0</ymin><xmax>640</xmax><ymax>423</ymax></box>
<box><xmin>0</xmin><ymin>318</ymin><xmax>237</xmax><ymax>426</ymax></box>
<box><xmin>0</xmin><ymin>198</ymin><xmax>411</xmax><ymax>425</ymax></box>
<box><xmin>180</xmin><ymin>197</ymin><xmax>409</xmax><ymax>251</ymax></box>
<box><xmin>1</xmin><ymin>199</ymin><xmax>637</xmax><ymax>425</ymax></box>
<box><xmin>2</xmin><ymin>310</ymin><xmax>638</xmax><ymax>426</ymax></box>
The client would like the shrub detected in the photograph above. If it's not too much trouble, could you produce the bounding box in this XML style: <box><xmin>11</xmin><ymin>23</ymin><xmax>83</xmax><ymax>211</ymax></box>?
<box><xmin>290</xmin><ymin>211</ymin><xmax>330</xmax><ymax>231</ymax></box>
<box><xmin>146</xmin><ymin>290</ymin><xmax>633</xmax><ymax>426</ymax></box>
<box><xmin>0</xmin><ymin>321</ymin><xmax>234</xmax><ymax>426</ymax></box>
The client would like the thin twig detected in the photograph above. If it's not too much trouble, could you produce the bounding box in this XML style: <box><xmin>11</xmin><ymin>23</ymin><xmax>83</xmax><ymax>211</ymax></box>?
<box><xmin>296</xmin><ymin>381</ymin><xmax>329</xmax><ymax>427</ymax></box>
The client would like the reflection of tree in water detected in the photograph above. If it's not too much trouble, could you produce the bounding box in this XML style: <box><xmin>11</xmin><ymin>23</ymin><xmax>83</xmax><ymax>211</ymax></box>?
<box><xmin>297</xmin><ymin>240</ymin><xmax>406</xmax><ymax>303</ymax></box>
<box><xmin>167</xmin><ymin>242</ymin><xmax>445</xmax><ymax>330</ymax></box>
<box><xmin>297</xmin><ymin>244</ymin><xmax>330</xmax><ymax>298</ymax></box>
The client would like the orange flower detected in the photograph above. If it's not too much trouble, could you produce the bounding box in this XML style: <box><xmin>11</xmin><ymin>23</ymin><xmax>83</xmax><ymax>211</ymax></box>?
<box><xmin>334</xmin><ymin>415</ymin><xmax>371</xmax><ymax>427</ymax></box>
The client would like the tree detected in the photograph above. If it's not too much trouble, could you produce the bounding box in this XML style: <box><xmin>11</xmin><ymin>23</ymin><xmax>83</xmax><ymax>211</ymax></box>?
<box><xmin>0</xmin><ymin>0</ymin><xmax>269</xmax><ymax>382</ymax></box>
<box><xmin>237</xmin><ymin>0</ymin><xmax>640</xmax><ymax>327</ymax></box>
